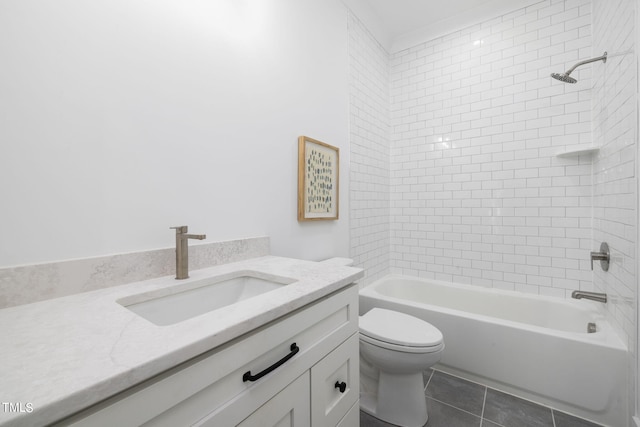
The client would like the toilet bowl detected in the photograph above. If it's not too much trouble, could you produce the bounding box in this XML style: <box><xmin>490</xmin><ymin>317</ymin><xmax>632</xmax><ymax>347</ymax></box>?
<box><xmin>359</xmin><ymin>308</ymin><xmax>444</xmax><ymax>427</ymax></box>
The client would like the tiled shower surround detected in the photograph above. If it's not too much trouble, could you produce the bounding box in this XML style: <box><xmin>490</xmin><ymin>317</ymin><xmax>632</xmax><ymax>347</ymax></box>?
<box><xmin>389</xmin><ymin>0</ymin><xmax>594</xmax><ymax>297</ymax></box>
<box><xmin>349</xmin><ymin>0</ymin><xmax>637</xmax><ymax>420</ymax></box>
<box><xmin>349</xmin><ymin>11</ymin><xmax>391</xmax><ymax>286</ymax></box>
<box><xmin>350</xmin><ymin>0</ymin><xmax>636</xmax><ymax>321</ymax></box>
<box><xmin>592</xmin><ymin>0</ymin><xmax>637</xmax><ymax>353</ymax></box>
<box><xmin>592</xmin><ymin>0</ymin><xmax>637</xmax><ymax>418</ymax></box>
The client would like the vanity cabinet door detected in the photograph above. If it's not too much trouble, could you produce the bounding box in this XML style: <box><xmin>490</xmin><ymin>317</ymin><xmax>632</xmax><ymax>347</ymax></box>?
<box><xmin>237</xmin><ymin>373</ymin><xmax>310</xmax><ymax>427</ymax></box>
<box><xmin>310</xmin><ymin>334</ymin><xmax>359</xmax><ymax>427</ymax></box>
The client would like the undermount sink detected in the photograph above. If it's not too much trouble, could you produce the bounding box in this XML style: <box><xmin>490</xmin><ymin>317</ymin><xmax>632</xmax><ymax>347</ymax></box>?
<box><xmin>118</xmin><ymin>272</ymin><xmax>296</xmax><ymax>326</ymax></box>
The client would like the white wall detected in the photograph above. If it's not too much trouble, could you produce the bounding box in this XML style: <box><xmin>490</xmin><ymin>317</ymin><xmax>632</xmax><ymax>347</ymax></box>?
<box><xmin>0</xmin><ymin>0</ymin><xmax>350</xmax><ymax>267</ymax></box>
<box><xmin>388</xmin><ymin>0</ymin><xmax>595</xmax><ymax>297</ymax></box>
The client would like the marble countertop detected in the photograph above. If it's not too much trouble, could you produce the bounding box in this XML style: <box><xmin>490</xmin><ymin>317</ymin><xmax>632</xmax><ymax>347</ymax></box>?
<box><xmin>0</xmin><ymin>256</ymin><xmax>363</xmax><ymax>427</ymax></box>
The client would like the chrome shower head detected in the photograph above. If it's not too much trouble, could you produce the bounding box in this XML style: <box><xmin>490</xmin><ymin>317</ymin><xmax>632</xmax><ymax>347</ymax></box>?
<box><xmin>550</xmin><ymin>52</ymin><xmax>607</xmax><ymax>84</ymax></box>
<box><xmin>551</xmin><ymin>73</ymin><xmax>577</xmax><ymax>84</ymax></box>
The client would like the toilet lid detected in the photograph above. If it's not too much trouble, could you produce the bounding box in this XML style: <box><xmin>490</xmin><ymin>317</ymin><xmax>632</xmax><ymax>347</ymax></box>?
<box><xmin>359</xmin><ymin>308</ymin><xmax>443</xmax><ymax>348</ymax></box>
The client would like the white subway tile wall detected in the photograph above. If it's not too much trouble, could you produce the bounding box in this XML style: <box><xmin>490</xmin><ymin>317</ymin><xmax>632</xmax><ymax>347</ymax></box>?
<box><xmin>348</xmin><ymin>1</ymin><xmax>637</xmax><ymax>420</ymax></box>
<box><xmin>388</xmin><ymin>0</ymin><xmax>595</xmax><ymax>297</ymax></box>
<box><xmin>348</xmin><ymin>11</ymin><xmax>391</xmax><ymax>286</ymax></box>
<box><xmin>592</xmin><ymin>0</ymin><xmax>637</xmax><ymax>354</ymax></box>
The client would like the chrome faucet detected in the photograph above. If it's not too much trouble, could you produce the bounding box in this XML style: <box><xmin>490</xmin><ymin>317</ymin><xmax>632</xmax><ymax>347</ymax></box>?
<box><xmin>590</xmin><ymin>242</ymin><xmax>610</xmax><ymax>271</ymax></box>
<box><xmin>571</xmin><ymin>290</ymin><xmax>607</xmax><ymax>303</ymax></box>
<box><xmin>170</xmin><ymin>226</ymin><xmax>206</xmax><ymax>280</ymax></box>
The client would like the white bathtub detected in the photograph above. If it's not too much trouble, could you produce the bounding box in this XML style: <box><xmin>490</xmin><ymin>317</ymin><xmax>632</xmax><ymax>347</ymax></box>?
<box><xmin>359</xmin><ymin>275</ymin><xmax>628</xmax><ymax>427</ymax></box>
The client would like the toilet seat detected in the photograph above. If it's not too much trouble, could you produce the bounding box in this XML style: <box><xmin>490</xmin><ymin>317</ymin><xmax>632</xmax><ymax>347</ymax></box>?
<box><xmin>360</xmin><ymin>333</ymin><xmax>444</xmax><ymax>353</ymax></box>
<box><xmin>360</xmin><ymin>308</ymin><xmax>443</xmax><ymax>353</ymax></box>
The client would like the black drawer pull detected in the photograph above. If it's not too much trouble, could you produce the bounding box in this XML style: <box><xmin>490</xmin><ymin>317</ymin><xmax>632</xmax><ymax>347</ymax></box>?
<box><xmin>335</xmin><ymin>381</ymin><xmax>347</xmax><ymax>393</ymax></box>
<box><xmin>242</xmin><ymin>343</ymin><xmax>300</xmax><ymax>382</ymax></box>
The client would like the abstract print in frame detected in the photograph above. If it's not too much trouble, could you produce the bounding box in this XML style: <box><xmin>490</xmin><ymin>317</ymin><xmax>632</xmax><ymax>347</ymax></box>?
<box><xmin>297</xmin><ymin>136</ymin><xmax>339</xmax><ymax>221</ymax></box>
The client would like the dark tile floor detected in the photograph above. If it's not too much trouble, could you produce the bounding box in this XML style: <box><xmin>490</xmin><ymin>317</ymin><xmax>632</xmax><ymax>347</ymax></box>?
<box><xmin>360</xmin><ymin>369</ymin><xmax>604</xmax><ymax>427</ymax></box>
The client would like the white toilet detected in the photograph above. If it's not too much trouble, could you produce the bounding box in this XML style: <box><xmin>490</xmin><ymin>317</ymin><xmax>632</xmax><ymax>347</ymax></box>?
<box><xmin>359</xmin><ymin>308</ymin><xmax>444</xmax><ymax>427</ymax></box>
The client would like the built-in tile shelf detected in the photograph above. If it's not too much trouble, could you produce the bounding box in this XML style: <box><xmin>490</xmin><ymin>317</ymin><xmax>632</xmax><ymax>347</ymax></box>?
<box><xmin>555</xmin><ymin>147</ymin><xmax>600</xmax><ymax>158</ymax></box>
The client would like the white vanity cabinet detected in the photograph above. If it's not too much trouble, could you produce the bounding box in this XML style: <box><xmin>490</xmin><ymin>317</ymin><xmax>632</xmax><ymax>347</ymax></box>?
<box><xmin>236</xmin><ymin>373</ymin><xmax>310</xmax><ymax>427</ymax></box>
<box><xmin>57</xmin><ymin>284</ymin><xmax>359</xmax><ymax>427</ymax></box>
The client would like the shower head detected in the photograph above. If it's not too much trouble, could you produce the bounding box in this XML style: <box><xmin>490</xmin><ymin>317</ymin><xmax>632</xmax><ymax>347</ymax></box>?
<box><xmin>550</xmin><ymin>52</ymin><xmax>607</xmax><ymax>84</ymax></box>
<box><xmin>550</xmin><ymin>73</ymin><xmax>577</xmax><ymax>84</ymax></box>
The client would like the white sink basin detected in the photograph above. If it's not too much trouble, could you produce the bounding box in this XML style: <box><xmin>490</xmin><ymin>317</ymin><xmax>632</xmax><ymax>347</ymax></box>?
<box><xmin>118</xmin><ymin>273</ymin><xmax>296</xmax><ymax>326</ymax></box>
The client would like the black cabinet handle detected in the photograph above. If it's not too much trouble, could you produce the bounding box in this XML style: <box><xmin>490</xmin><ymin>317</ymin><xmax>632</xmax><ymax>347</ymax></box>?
<box><xmin>335</xmin><ymin>381</ymin><xmax>347</xmax><ymax>393</ymax></box>
<box><xmin>242</xmin><ymin>343</ymin><xmax>300</xmax><ymax>382</ymax></box>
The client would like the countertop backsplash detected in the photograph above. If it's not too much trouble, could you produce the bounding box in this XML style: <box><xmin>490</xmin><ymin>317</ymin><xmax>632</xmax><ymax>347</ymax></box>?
<box><xmin>0</xmin><ymin>236</ymin><xmax>270</xmax><ymax>309</ymax></box>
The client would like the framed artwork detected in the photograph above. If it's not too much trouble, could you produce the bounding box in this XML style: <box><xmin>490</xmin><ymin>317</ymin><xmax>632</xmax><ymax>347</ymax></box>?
<box><xmin>297</xmin><ymin>136</ymin><xmax>339</xmax><ymax>221</ymax></box>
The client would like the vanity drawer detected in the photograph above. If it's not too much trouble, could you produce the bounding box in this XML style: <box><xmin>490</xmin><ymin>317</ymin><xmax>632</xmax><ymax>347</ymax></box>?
<box><xmin>59</xmin><ymin>285</ymin><xmax>358</xmax><ymax>427</ymax></box>
<box><xmin>310</xmin><ymin>333</ymin><xmax>359</xmax><ymax>427</ymax></box>
<box><xmin>236</xmin><ymin>372</ymin><xmax>310</xmax><ymax>427</ymax></box>
<box><xmin>336</xmin><ymin>401</ymin><xmax>360</xmax><ymax>427</ymax></box>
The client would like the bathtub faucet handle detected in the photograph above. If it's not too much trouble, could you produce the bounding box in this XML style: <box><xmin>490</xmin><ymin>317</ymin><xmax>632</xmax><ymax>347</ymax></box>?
<box><xmin>590</xmin><ymin>242</ymin><xmax>610</xmax><ymax>272</ymax></box>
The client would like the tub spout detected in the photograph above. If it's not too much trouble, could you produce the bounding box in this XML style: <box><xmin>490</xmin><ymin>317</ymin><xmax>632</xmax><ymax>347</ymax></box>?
<box><xmin>571</xmin><ymin>291</ymin><xmax>607</xmax><ymax>303</ymax></box>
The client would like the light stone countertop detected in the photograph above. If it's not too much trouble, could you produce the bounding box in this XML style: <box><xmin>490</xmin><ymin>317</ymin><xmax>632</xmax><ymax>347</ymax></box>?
<box><xmin>0</xmin><ymin>256</ymin><xmax>364</xmax><ymax>427</ymax></box>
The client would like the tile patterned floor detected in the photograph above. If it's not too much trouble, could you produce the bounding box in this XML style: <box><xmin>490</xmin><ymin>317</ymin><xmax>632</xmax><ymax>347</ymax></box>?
<box><xmin>360</xmin><ymin>370</ymin><xmax>604</xmax><ymax>427</ymax></box>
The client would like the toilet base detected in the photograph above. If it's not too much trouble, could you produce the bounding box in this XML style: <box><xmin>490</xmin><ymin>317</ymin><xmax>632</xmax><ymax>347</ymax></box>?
<box><xmin>360</xmin><ymin>371</ymin><xmax>428</xmax><ymax>427</ymax></box>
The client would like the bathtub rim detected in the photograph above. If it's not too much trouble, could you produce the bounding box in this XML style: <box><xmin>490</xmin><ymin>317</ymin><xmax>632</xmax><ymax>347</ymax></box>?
<box><xmin>360</xmin><ymin>274</ymin><xmax>627</xmax><ymax>350</ymax></box>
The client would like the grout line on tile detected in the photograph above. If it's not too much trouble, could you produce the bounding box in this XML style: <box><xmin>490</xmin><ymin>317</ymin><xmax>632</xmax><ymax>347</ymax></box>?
<box><xmin>481</xmin><ymin>419</ymin><xmax>506</xmax><ymax>427</ymax></box>
<box><xmin>485</xmin><ymin>383</ymin><xmax>554</xmax><ymax>413</ymax></box>
<box><xmin>424</xmin><ymin>369</ymin><xmax>435</xmax><ymax>391</ymax></box>
<box><xmin>428</xmin><ymin>369</ymin><xmax>598</xmax><ymax>427</ymax></box>
<box><xmin>432</xmin><ymin>367</ymin><xmax>490</xmax><ymax>389</ymax></box>
<box><xmin>480</xmin><ymin>386</ymin><xmax>487</xmax><ymax>420</ymax></box>
<box><xmin>426</xmin><ymin>396</ymin><xmax>483</xmax><ymax>421</ymax></box>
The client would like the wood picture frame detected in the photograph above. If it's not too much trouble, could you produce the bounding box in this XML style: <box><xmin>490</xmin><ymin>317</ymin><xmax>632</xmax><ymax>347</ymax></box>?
<box><xmin>297</xmin><ymin>136</ymin><xmax>339</xmax><ymax>221</ymax></box>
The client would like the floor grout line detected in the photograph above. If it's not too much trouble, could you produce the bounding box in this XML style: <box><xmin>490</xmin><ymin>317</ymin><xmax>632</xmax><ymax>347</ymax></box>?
<box><xmin>425</xmin><ymin>396</ymin><xmax>483</xmax><ymax>420</ymax></box>
<box><xmin>432</xmin><ymin>367</ymin><xmax>487</xmax><ymax>387</ymax></box>
<box><xmin>427</xmin><ymin>369</ymin><xmax>596</xmax><ymax>427</ymax></box>
<box><xmin>423</xmin><ymin>369</ymin><xmax>435</xmax><ymax>391</ymax></box>
<box><xmin>362</xmin><ymin>368</ymin><xmax>601</xmax><ymax>427</ymax></box>
<box><xmin>480</xmin><ymin>386</ymin><xmax>488</xmax><ymax>424</ymax></box>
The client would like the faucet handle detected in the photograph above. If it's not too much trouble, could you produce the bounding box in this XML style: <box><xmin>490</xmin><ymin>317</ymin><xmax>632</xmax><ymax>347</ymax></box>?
<box><xmin>170</xmin><ymin>226</ymin><xmax>188</xmax><ymax>234</ymax></box>
<box><xmin>590</xmin><ymin>242</ymin><xmax>610</xmax><ymax>271</ymax></box>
